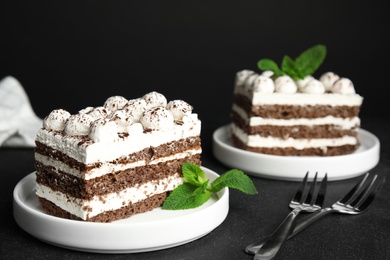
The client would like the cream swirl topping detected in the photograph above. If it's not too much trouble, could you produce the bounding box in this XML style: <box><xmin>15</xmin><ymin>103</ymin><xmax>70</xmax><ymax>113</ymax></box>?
<box><xmin>104</xmin><ymin>96</ymin><xmax>128</xmax><ymax>113</ymax></box>
<box><xmin>108</xmin><ymin>109</ymin><xmax>134</xmax><ymax>132</ymax></box>
<box><xmin>89</xmin><ymin>118</ymin><xmax>118</xmax><ymax>143</ymax></box>
<box><xmin>64</xmin><ymin>113</ymin><xmax>94</xmax><ymax>136</ymax></box>
<box><xmin>123</xmin><ymin>98</ymin><xmax>147</xmax><ymax>122</ymax></box>
<box><xmin>235</xmin><ymin>70</ymin><xmax>356</xmax><ymax>95</ymax></box>
<box><xmin>235</xmin><ymin>70</ymin><xmax>255</xmax><ymax>87</ymax></box>
<box><xmin>320</xmin><ymin>72</ymin><xmax>340</xmax><ymax>91</ymax></box>
<box><xmin>166</xmin><ymin>100</ymin><xmax>193</xmax><ymax>120</ymax></box>
<box><xmin>43</xmin><ymin>109</ymin><xmax>71</xmax><ymax>131</ymax></box>
<box><xmin>296</xmin><ymin>75</ymin><xmax>315</xmax><ymax>91</ymax></box>
<box><xmin>252</xmin><ymin>75</ymin><xmax>275</xmax><ymax>93</ymax></box>
<box><xmin>85</xmin><ymin>106</ymin><xmax>109</xmax><ymax>121</ymax></box>
<box><xmin>300</xmin><ymin>79</ymin><xmax>325</xmax><ymax>94</ymax></box>
<box><xmin>332</xmin><ymin>78</ymin><xmax>355</xmax><ymax>94</ymax></box>
<box><xmin>140</xmin><ymin>107</ymin><xmax>174</xmax><ymax>131</ymax></box>
<box><xmin>274</xmin><ymin>75</ymin><xmax>297</xmax><ymax>94</ymax></box>
<box><xmin>41</xmin><ymin>92</ymin><xmax>199</xmax><ymax>142</ymax></box>
<box><xmin>143</xmin><ymin>91</ymin><xmax>167</xmax><ymax>109</ymax></box>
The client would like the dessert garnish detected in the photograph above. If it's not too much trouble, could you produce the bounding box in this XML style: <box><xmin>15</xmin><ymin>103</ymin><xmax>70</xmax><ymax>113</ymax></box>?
<box><xmin>162</xmin><ymin>162</ymin><xmax>258</xmax><ymax>210</ymax></box>
<box><xmin>257</xmin><ymin>44</ymin><xmax>327</xmax><ymax>80</ymax></box>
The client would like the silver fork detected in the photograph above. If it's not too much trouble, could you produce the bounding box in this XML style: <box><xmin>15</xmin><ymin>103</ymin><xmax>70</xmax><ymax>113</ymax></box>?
<box><xmin>246</xmin><ymin>172</ymin><xmax>385</xmax><ymax>256</ymax></box>
<box><xmin>252</xmin><ymin>172</ymin><xmax>327</xmax><ymax>260</ymax></box>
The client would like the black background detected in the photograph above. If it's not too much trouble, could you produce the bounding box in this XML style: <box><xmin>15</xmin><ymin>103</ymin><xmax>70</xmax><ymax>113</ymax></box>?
<box><xmin>1</xmin><ymin>2</ymin><xmax>390</xmax><ymax>259</ymax></box>
<box><xmin>1</xmin><ymin>0</ymin><xmax>388</xmax><ymax>124</ymax></box>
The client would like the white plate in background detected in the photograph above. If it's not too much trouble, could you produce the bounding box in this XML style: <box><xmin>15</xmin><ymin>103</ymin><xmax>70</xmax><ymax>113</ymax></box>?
<box><xmin>213</xmin><ymin>124</ymin><xmax>380</xmax><ymax>181</ymax></box>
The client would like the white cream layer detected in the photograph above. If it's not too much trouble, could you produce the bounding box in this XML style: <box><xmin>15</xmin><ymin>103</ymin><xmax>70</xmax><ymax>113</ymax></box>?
<box><xmin>232</xmin><ymin>104</ymin><xmax>361</xmax><ymax>129</ymax></box>
<box><xmin>231</xmin><ymin>124</ymin><xmax>358</xmax><ymax>149</ymax></box>
<box><xmin>36</xmin><ymin>174</ymin><xmax>183</xmax><ymax>220</ymax></box>
<box><xmin>35</xmin><ymin>149</ymin><xmax>201</xmax><ymax>180</ymax></box>
<box><xmin>234</xmin><ymin>86</ymin><xmax>363</xmax><ymax>106</ymax></box>
<box><xmin>35</xmin><ymin>118</ymin><xmax>201</xmax><ymax>164</ymax></box>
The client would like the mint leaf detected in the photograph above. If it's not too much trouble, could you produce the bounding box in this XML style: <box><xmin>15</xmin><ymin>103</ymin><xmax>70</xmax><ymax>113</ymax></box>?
<box><xmin>210</xmin><ymin>169</ymin><xmax>258</xmax><ymax>194</ymax></box>
<box><xmin>162</xmin><ymin>163</ymin><xmax>258</xmax><ymax>210</ymax></box>
<box><xmin>295</xmin><ymin>44</ymin><xmax>326</xmax><ymax>79</ymax></box>
<box><xmin>281</xmin><ymin>55</ymin><xmax>300</xmax><ymax>79</ymax></box>
<box><xmin>257</xmin><ymin>59</ymin><xmax>284</xmax><ymax>77</ymax></box>
<box><xmin>257</xmin><ymin>44</ymin><xmax>327</xmax><ymax>80</ymax></box>
<box><xmin>161</xmin><ymin>182</ymin><xmax>210</xmax><ymax>210</ymax></box>
<box><xmin>182</xmin><ymin>162</ymin><xmax>207</xmax><ymax>186</ymax></box>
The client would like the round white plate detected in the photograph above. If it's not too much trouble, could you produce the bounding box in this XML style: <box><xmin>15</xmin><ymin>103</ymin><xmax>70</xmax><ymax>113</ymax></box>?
<box><xmin>213</xmin><ymin>124</ymin><xmax>380</xmax><ymax>181</ymax></box>
<box><xmin>13</xmin><ymin>167</ymin><xmax>229</xmax><ymax>253</ymax></box>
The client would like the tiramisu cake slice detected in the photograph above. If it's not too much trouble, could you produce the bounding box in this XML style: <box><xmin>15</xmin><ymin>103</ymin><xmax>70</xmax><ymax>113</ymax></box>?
<box><xmin>231</xmin><ymin>45</ymin><xmax>363</xmax><ymax>156</ymax></box>
<box><xmin>34</xmin><ymin>91</ymin><xmax>201</xmax><ymax>222</ymax></box>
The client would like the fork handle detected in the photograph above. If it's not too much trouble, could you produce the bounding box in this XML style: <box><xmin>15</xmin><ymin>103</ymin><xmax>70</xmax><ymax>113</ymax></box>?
<box><xmin>253</xmin><ymin>208</ymin><xmax>301</xmax><ymax>260</ymax></box>
<box><xmin>292</xmin><ymin>208</ymin><xmax>333</xmax><ymax>236</ymax></box>
<box><xmin>246</xmin><ymin>208</ymin><xmax>333</xmax><ymax>255</ymax></box>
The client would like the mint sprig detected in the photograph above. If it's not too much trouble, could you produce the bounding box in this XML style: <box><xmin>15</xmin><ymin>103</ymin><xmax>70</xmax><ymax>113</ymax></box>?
<box><xmin>162</xmin><ymin>162</ymin><xmax>258</xmax><ymax>210</ymax></box>
<box><xmin>258</xmin><ymin>44</ymin><xmax>327</xmax><ymax>80</ymax></box>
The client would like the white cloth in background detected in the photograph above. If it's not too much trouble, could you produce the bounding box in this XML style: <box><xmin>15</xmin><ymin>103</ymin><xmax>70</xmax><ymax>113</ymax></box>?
<box><xmin>0</xmin><ymin>76</ymin><xmax>42</xmax><ymax>147</ymax></box>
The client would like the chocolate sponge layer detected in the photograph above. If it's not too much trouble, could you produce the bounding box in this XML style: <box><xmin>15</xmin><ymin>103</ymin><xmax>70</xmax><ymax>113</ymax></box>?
<box><xmin>35</xmin><ymin>155</ymin><xmax>201</xmax><ymax>199</ymax></box>
<box><xmin>233</xmin><ymin>94</ymin><xmax>361</xmax><ymax>119</ymax></box>
<box><xmin>38</xmin><ymin>192</ymin><xmax>169</xmax><ymax>223</ymax></box>
<box><xmin>231</xmin><ymin>134</ymin><xmax>359</xmax><ymax>156</ymax></box>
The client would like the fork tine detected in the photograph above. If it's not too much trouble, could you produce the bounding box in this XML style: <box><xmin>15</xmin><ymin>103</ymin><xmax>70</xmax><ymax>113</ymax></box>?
<box><xmin>293</xmin><ymin>171</ymin><xmax>309</xmax><ymax>204</ymax></box>
<box><xmin>350</xmin><ymin>174</ymin><xmax>378</xmax><ymax>208</ymax></box>
<box><xmin>356</xmin><ymin>177</ymin><xmax>386</xmax><ymax>212</ymax></box>
<box><xmin>339</xmin><ymin>172</ymin><xmax>370</xmax><ymax>205</ymax></box>
<box><xmin>315</xmin><ymin>173</ymin><xmax>328</xmax><ymax>207</ymax></box>
<box><xmin>304</xmin><ymin>172</ymin><xmax>318</xmax><ymax>205</ymax></box>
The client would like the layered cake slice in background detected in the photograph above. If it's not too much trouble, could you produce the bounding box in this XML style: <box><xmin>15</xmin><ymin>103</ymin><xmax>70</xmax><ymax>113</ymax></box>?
<box><xmin>231</xmin><ymin>45</ymin><xmax>363</xmax><ymax>156</ymax></box>
<box><xmin>34</xmin><ymin>91</ymin><xmax>202</xmax><ymax>222</ymax></box>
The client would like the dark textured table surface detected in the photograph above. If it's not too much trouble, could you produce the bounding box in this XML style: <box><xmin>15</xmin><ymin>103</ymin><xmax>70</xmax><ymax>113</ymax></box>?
<box><xmin>1</xmin><ymin>115</ymin><xmax>389</xmax><ymax>260</ymax></box>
